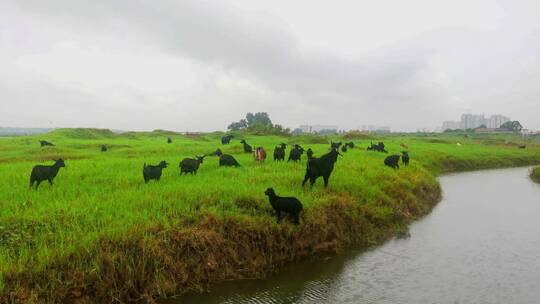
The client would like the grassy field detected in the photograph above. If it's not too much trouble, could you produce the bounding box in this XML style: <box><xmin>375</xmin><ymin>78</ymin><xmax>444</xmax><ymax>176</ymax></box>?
<box><xmin>1</xmin><ymin>128</ymin><xmax>539</xmax><ymax>303</ymax></box>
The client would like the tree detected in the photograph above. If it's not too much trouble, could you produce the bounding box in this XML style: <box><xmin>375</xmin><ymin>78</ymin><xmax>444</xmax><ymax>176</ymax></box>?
<box><xmin>227</xmin><ymin>119</ymin><xmax>248</xmax><ymax>131</ymax></box>
<box><xmin>500</xmin><ymin>121</ymin><xmax>523</xmax><ymax>132</ymax></box>
<box><xmin>246</xmin><ymin>112</ymin><xmax>272</xmax><ymax>127</ymax></box>
<box><xmin>227</xmin><ymin>112</ymin><xmax>289</xmax><ymax>135</ymax></box>
<box><xmin>228</xmin><ymin>112</ymin><xmax>273</xmax><ymax>131</ymax></box>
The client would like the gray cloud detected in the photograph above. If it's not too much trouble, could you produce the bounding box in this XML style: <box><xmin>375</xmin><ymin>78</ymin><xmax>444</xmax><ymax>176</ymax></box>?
<box><xmin>1</xmin><ymin>0</ymin><xmax>539</xmax><ymax>131</ymax></box>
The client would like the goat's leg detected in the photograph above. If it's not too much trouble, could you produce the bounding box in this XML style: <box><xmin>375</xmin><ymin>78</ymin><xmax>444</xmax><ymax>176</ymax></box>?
<box><xmin>276</xmin><ymin>211</ymin><xmax>281</xmax><ymax>223</ymax></box>
<box><xmin>48</xmin><ymin>178</ymin><xmax>53</xmax><ymax>186</ymax></box>
<box><xmin>323</xmin><ymin>175</ymin><xmax>329</xmax><ymax>187</ymax></box>
<box><xmin>302</xmin><ymin>173</ymin><xmax>310</xmax><ymax>186</ymax></box>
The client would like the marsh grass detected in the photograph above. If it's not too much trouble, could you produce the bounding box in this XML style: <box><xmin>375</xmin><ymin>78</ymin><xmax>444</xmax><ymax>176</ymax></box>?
<box><xmin>1</xmin><ymin>129</ymin><xmax>539</xmax><ymax>302</ymax></box>
<box><xmin>530</xmin><ymin>167</ymin><xmax>540</xmax><ymax>183</ymax></box>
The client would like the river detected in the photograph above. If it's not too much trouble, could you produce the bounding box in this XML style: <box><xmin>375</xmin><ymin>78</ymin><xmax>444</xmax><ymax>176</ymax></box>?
<box><xmin>174</xmin><ymin>167</ymin><xmax>540</xmax><ymax>304</ymax></box>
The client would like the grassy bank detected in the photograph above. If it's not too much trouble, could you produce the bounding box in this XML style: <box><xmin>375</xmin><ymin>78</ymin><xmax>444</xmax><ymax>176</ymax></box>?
<box><xmin>531</xmin><ymin>167</ymin><xmax>540</xmax><ymax>183</ymax></box>
<box><xmin>1</xmin><ymin>129</ymin><xmax>539</xmax><ymax>303</ymax></box>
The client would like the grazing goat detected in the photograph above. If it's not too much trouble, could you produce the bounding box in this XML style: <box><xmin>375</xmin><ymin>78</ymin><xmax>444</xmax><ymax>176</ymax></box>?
<box><xmin>288</xmin><ymin>145</ymin><xmax>305</xmax><ymax>162</ymax></box>
<box><xmin>402</xmin><ymin>151</ymin><xmax>410</xmax><ymax>166</ymax></box>
<box><xmin>167</xmin><ymin>137</ymin><xmax>172</xmax><ymax>144</ymax></box>
<box><xmin>180</xmin><ymin>155</ymin><xmax>205</xmax><ymax>175</ymax></box>
<box><xmin>384</xmin><ymin>155</ymin><xmax>400</xmax><ymax>169</ymax></box>
<box><xmin>240</xmin><ymin>139</ymin><xmax>253</xmax><ymax>153</ymax></box>
<box><xmin>341</xmin><ymin>145</ymin><xmax>348</xmax><ymax>153</ymax></box>
<box><xmin>30</xmin><ymin>159</ymin><xmax>65</xmax><ymax>189</ymax></box>
<box><xmin>367</xmin><ymin>142</ymin><xmax>388</xmax><ymax>153</ymax></box>
<box><xmin>101</xmin><ymin>145</ymin><xmax>107</xmax><ymax>152</ymax></box>
<box><xmin>143</xmin><ymin>161</ymin><xmax>168</xmax><ymax>183</ymax></box>
<box><xmin>346</xmin><ymin>142</ymin><xmax>355</xmax><ymax>149</ymax></box>
<box><xmin>264</xmin><ymin>188</ymin><xmax>303</xmax><ymax>224</ymax></box>
<box><xmin>331</xmin><ymin>141</ymin><xmax>342</xmax><ymax>150</ymax></box>
<box><xmin>221</xmin><ymin>135</ymin><xmax>234</xmax><ymax>145</ymax></box>
<box><xmin>306</xmin><ymin>148</ymin><xmax>314</xmax><ymax>159</ymax></box>
<box><xmin>302</xmin><ymin>148</ymin><xmax>341</xmax><ymax>187</ymax></box>
<box><xmin>214</xmin><ymin>149</ymin><xmax>240</xmax><ymax>167</ymax></box>
<box><xmin>209</xmin><ymin>148</ymin><xmax>222</xmax><ymax>156</ymax></box>
<box><xmin>39</xmin><ymin>140</ymin><xmax>54</xmax><ymax>147</ymax></box>
<box><xmin>273</xmin><ymin>143</ymin><xmax>287</xmax><ymax>161</ymax></box>
<box><xmin>253</xmin><ymin>147</ymin><xmax>267</xmax><ymax>162</ymax></box>
<box><xmin>400</xmin><ymin>143</ymin><xmax>409</xmax><ymax>149</ymax></box>
<box><xmin>519</xmin><ymin>145</ymin><xmax>526</xmax><ymax>149</ymax></box>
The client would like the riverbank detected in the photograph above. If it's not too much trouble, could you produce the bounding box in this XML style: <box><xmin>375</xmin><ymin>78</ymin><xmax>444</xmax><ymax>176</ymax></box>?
<box><xmin>531</xmin><ymin>167</ymin><xmax>540</xmax><ymax>183</ymax></box>
<box><xmin>1</xmin><ymin>130</ymin><xmax>539</xmax><ymax>303</ymax></box>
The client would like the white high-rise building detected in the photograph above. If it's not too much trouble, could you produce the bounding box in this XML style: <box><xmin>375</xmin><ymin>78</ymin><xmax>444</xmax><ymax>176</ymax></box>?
<box><xmin>486</xmin><ymin>114</ymin><xmax>510</xmax><ymax>128</ymax></box>
<box><xmin>460</xmin><ymin>114</ymin><xmax>486</xmax><ymax>129</ymax></box>
<box><xmin>440</xmin><ymin>113</ymin><xmax>511</xmax><ymax>132</ymax></box>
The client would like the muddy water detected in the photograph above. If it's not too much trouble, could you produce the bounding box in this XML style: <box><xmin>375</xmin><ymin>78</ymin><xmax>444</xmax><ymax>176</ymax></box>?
<box><xmin>174</xmin><ymin>167</ymin><xmax>540</xmax><ymax>304</ymax></box>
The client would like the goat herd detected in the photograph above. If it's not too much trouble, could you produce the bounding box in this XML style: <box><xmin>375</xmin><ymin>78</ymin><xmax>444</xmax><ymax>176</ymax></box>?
<box><xmin>29</xmin><ymin>136</ymin><xmax>411</xmax><ymax>224</ymax></box>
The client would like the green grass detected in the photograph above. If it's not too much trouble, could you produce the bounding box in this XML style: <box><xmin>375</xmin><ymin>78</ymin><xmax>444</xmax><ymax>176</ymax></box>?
<box><xmin>1</xmin><ymin>128</ymin><xmax>540</xmax><ymax>303</ymax></box>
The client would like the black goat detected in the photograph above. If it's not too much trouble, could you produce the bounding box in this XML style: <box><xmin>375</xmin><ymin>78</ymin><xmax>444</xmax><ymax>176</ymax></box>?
<box><xmin>331</xmin><ymin>141</ymin><xmax>342</xmax><ymax>150</ymax></box>
<box><xmin>384</xmin><ymin>155</ymin><xmax>400</xmax><ymax>169</ymax></box>
<box><xmin>264</xmin><ymin>188</ymin><xmax>303</xmax><ymax>225</ymax></box>
<box><xmin>288</xmin><ymin>145</ymin><xmax>305</xmax><ymax>162</ymax></box>
<box><xmin>341</xmin><ymin>145</ymin><xmax>347</xmax><ymax>153</ymax></box>
<box><xmin>346</xmin><ymin>142</ymin><xmax>355</xmax><ymax>149</ymax></box>
<box><xmin>273</xmin><ymin>143</ymin><xmax>287</xmax><ymax>161</ymax></box>
<box><xmin>39</xmin><ymin>140</ymin><xmax>54</xmax><ymax>147</ymax></box>
<box><xmin>101</xmin><ymin>145</ymin><xmax>107</xmax><ymax>152</ymax></box>
<box><xmin>240</xmin><ymin>139</ymin><xmax>253</xmax><ymax>153</ymax></box>
<box><xmin>214</xmin><ymin>149</ymin><xmax>240</xmax><ymax>167</ymax></box>
<box><xmin>221</xmin><ymin>135</ymin><xmax>234</xmax><ymax>145</ymax></box>
<box><xmin>209</xmin><ymin>148</ymin><xmax>222</xmax><ymax>156</ymax></box>
<box><xmin>367</xmin><ymin>142</ymin><xmax>388</xmax><ymax>153</ymax></box>
<box><xmin>167</xmin><ymin>137</ymin><xmax>172</xmax><ymax>144</ymax></box>
<box><xmin>302</xmin><ymin>148</ymin><xmax>341</xmax><ymax>187</ymax></box>
<box><xmin>143</xmin><ymin>161</ymin><xmax>168</xmax><ymax>183</ymax></box>
<box><xmin>30</xmin><ymin>159</ymin><xmax>65</xmax><ymax>189</ymax></box>
<box><xmin>179</xmin><ymin>155</ymin><xmax>205</xmax><ymax>175</ymax></box>
<box><xmin>306</xmin><ymin>148</ymin><xmax>314</xmax><ymax>159</ymax></box>
<box><xmin>402</xmin><ymin>151</ymin><xmax>410</xmax><ymax>166</ymax></box>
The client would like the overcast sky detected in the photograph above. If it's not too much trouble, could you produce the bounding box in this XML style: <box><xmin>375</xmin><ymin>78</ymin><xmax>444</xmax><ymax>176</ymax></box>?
<box><xmin>1</xmin><ymin>0</ymin><xmax>539</xmax><ymax>131</ymax></box>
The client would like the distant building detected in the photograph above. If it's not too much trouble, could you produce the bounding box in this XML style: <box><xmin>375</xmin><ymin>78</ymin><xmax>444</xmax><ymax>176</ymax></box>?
<box><xmin>298</xmin><ymin>124</ymin><xmax>338</xmax><ymax>134</ymax></box>
<box><xmin>441</xmin><ymin>113</ymin><xmax>511</xmax><ymax>131</ymax></box>
<box><xmin>486</xmin><ymin>114</ymin><xmax>510</xmax><ymax>129</ymax></box>
<box><xmin>442</xmin><ymin>121</ymin><xmax>461</xmax><ymax>131</ymax></box>
<box><xmin>361</xmin><ymin>125</ymin><xmax>391</xmax><ymax>133</ymax></box>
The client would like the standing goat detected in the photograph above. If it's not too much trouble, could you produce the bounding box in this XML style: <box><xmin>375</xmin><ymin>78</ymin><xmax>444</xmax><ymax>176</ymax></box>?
<box><xmin>221</xmin><ymin>135</ymin><xmax>234</xmax><ymax>145</ymax></box>
<box><xmin>264</xmin><ymin>188</ymin><xmax>303</xmax><ymax>224</ymax></box>
<box><xmin>253</xmin><ymin>147</ymin><xmax>267</xmax><ymax>162</ymax></box>
<box><xmin>30</xmin><ymin>159</ymin><xmax>65</xmax><ymax>189</ymax></box>
<box><xmin>288</xmin><ymin>145</ymin><xmax>305</xmax><ymax>162</ymax></box>
<box><xmin>302</xmin><ymin>148</ymin><xmax>341</xmax><ymax>187</ymax></box>
<box><xmin>273</xmin><ymin>143</ymin><xmax>287</xmax><ymax>161</ymax></box>
<box><xmin>179</xmin><ymin>155</ymin><xmax>205</xmax><ymax>175</ymax></box>
<box><xmin>143</xmin><ymin>161</ymin><xmax>168</xmax><ymax>183</ymax></box>
<box><xmin>240</xmin><ymin>139</ymin><xmax>253</xmax><ymax>153</ymax></box>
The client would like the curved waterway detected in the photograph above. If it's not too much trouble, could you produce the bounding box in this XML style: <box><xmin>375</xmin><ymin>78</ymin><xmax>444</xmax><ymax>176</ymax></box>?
<box><xmin>174</xmin><ymin>167</ymin><xmax>540</xmax><ymax>304</ymax></box>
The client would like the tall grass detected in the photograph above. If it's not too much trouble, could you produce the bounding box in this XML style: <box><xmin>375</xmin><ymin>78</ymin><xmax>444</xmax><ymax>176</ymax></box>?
<box><xmin>1</xmin><ymin>129</ymin><xmax>539</xmax><ymax>302</ymax></box>
<box><xmin>531</xmin><ymin>167</ymin><xmax>540</xmax><ymax>183</ymax></box>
